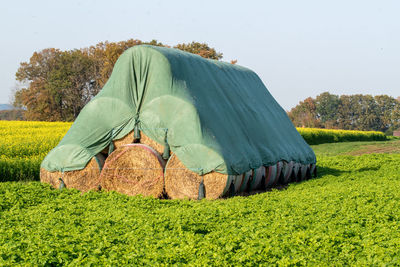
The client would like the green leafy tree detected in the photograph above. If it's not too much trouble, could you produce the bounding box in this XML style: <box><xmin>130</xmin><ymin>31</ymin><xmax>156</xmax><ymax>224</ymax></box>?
<box><xmin>374</xmin><ymin>95</ymin><xmax>398</xmax><ymax>132</ymax></box>
<box><xmin>337</xmin><ymin>95</ymin><xmax>357</xmax><ymax>130</ymax></box>
<box><xmin>15</xmin><ymin>48</ymin><xmax>64</xmax><ymax>121</ymax></box>
<box><xmin>315</xmin><ymin>92</ymin><xmax>340</xmax><ymax>128</ymax></box>
<box><xmin>47</xmin><ymin>50</ymin><xmax>98</xmax><ymax>120</ymax></box>
<box><xmin>391</xmin><ymin>97</ymin><xmax>400</xmax><ymax>132</ymax></box>
<box><xmin>15</xmin><ymin>49</ymin><xmax>98</xmax><ymax>121</ymax></box>
<box><xmin>357</xmin><ymin>94</ymin><xmax>380</xmax><ymax>131</ymax></box>
<box><xmin>288</xmin><ymin>97</ymin><xmax>320</xmax><ymax>128</ymax></box>
<box><xmin>290</xmin><ymin>93</ymin><xmax>400</xmax><ymax>134</ymax></box>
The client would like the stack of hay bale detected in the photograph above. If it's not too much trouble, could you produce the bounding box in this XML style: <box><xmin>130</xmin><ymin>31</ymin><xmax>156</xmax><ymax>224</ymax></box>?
<box><xmin>40</xmin><ymin>45</ymin><xmax>317</xmax><ymax>200</ymax></box>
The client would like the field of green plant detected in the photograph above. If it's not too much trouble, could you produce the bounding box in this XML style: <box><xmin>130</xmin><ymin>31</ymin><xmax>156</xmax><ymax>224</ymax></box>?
<box><xmin>1</xmin><ymin>121</ymin><xmax>399</xmax><ymax>265</ymax></box>
<box><xmin>1</xmin><ymin>152</ymin><xmax>400</xmax><ymax>265</ymax></box>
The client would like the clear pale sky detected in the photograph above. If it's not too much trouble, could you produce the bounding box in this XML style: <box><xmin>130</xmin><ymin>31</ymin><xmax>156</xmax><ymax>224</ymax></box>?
<box><xmin>1</xmin><ymin>0</ymin><xmax>399</xmax><ymax>110</ymax></box>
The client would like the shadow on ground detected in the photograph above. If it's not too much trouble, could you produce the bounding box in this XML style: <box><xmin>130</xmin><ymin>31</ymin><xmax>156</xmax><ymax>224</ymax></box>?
<box><xmin>317</xmin><ymin>166</ymin><xmax>347</xmax><ymax>177</ymax></box>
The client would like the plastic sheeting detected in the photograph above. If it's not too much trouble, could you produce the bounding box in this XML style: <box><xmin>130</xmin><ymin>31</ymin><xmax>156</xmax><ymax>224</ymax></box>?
<box><xmin>41</xmin><ymin>45</ymin><xmax>316</xmax><ymax>175</ymax></box>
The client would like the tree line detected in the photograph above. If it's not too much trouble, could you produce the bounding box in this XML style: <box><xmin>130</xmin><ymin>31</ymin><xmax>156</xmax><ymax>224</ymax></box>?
<box><xmin>13</xmin><ymin>39</ymin><xmax>224</xmax><ymax>121</ymax></box>
<box><xmin>288</xmin><ymin>92</ymin><xmax>400</xmax><ymax>134</ymax></box>
<box><xmin>12</xmin><ymin>39</ymin><xmax>400</xmax><ymax>134</ymax></box>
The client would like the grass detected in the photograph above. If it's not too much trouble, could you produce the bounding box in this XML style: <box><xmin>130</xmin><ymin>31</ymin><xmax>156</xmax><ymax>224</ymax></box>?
<box><xmin>1</xmin><ymin>122</ymin><xmax>400</xmax><ymax>265</ymax></box>
<box><xmin>311</xmin><ymin>138</ymin><xmax>400</xmax><ymax>156</ymax></box>
<box><xmin>1</xmin><ymin>141</ymin><xmax>400</xmax><ymax>265</ymax></box>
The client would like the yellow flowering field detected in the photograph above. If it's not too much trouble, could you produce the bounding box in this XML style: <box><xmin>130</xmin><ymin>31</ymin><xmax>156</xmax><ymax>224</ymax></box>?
<box><xmin>297</xmin><ymin>127</ymin><xmax>386</xmax><ymax>145</ymax></box>
<box><xmin>0</xmin><ymin>121</ymin><xmax>71</xmax><ymax>181</ymax></box>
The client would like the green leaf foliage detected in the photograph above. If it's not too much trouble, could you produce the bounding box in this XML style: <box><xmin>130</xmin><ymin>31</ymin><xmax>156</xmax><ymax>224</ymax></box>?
<box><xmin>1</xmin><ymin>122</ymin><xmax>400</xmax><ymax>264</ymax></box>
<box><xmin>1</xmin><ymin>153</ymin><xmax>400</xmax><ymax>265</ymax></box>
<box><xmin>289</xmin><ymin>92</ymin><xmax>400</xmax><ymax>133</ymax></box>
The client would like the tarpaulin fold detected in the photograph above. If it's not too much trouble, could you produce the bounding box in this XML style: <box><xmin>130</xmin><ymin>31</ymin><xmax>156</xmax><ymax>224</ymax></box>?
<box><xmin>41</xmin><ymin>45</ymin><xmax>316</xmax><ymax>175</ymax></box>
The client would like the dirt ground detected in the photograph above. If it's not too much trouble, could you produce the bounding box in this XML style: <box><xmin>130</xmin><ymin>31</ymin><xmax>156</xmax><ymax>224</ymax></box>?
<box><xmin>346</xmin><ymin>139</ymin><xmax>400</xmax><ymax>155</ymax></box>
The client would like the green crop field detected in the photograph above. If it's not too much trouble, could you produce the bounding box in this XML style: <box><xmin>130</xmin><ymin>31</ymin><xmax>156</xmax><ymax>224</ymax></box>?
<box><xmin>1</xmin><ymin>121</ymin><xmax>400</xmax><ymax>265</ymax></box>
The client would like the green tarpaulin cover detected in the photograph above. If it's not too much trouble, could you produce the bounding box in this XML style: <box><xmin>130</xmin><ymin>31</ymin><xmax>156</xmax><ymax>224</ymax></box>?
<box><xmin>42</xmin><ymin>45</ymin><xmax>316</xmax><ymax>175</ymax></box>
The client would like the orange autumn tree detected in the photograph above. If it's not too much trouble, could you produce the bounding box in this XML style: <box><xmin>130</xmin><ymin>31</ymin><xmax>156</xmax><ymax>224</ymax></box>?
<box><xmin>14</xmin><ymin>39</ymin><xmax>223</xmax><ymax>121</ymax></box>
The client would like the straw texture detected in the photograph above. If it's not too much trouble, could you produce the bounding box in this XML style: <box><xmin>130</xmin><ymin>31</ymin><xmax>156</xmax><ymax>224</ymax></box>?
<box><xmin>113</xmin><ymin>130</ymin><xmax>164</xmax><ymax>155</ymax></box>
<box><xmin>164</xmin><ymin>153</ymin><xmax>231</xmax><ymax>200</ymax></box>
<box><xmin>40</xmin><ymin>154</ymin><xmax>105</xmax><ymax>192</ymax></box>
<box><xmin>100</xmin><ymin>144</ymin><xmax>166</xmax><ymax>197</ymax></box>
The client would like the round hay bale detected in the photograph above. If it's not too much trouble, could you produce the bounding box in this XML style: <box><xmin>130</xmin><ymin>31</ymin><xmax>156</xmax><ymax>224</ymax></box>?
<box><xmin>272</xmin><ymin>162</ymin><xmax>283</xmax><ymax>186</ymax></box>
<box><xmin>238</xmin><ymin>170</ymin><xmax>253</xmax><ymax>193</ymax></box>
<box><xmin>249</xmin><ymin>166</ymin><xmax>264</xmax><ymax>191</ymax></box>
<box><xmin>113</xmin><ymin>130</ymin><xmax>164</xmax><ymax>156</ymax></box>
<box><xmin>164</xmin><ymin>153</ymin><xmax>234</xmax><ymax>200</ymax></box>
<box><xmin>265</xmin><ymin>164</ymin><xmax>278</xmax><ymax>188</ymax></box>
<box><xmin>305</xmin><ymin>164</ymin><xmax>313</xmax><ymax>180</ymax></box>
<box><xmin>233</xmin><ymin>173</ymin><xmax>245</xmax><ymax>193</ymax></box>
<box><xmin>281</xmin><ymin>161</ymin><xmax>294</xmax><ymax>184</ymax></box>
<box><xmin>40</xmin><ymin>153</ymin><xmax>105</xmax><ymax>192</ymax></box>
<box><xmin>101</xmin><ymin>146</ymin><xmax>109</xmax><ymax>155</ymax></box>
<box><xmin>292</xmin><ymin>162</ymin><xmax>301</xmax><ymax>182</ymax></box>
<box><xmin>100</xmin><ymin>144</ymin><xmax>166</xmax><ymax>198</ymax></box>
<box><xmin>299</xmin><ymin>164</ymin><xmax>308</xmax><ymax>181</ymax></box>
<box><xmin>310</xmin><ymin>163</ymin><xmax>317</xmax><ymax>178</ymax></box>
